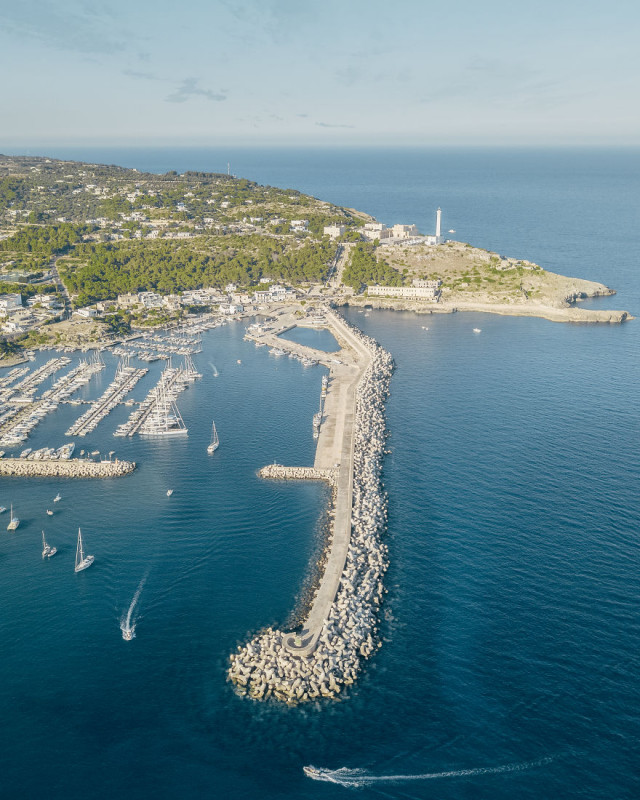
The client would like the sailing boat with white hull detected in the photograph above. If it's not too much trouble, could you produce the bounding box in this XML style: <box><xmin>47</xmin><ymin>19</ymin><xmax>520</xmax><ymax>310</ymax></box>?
<box><xmin>207</xmin><ymin>421</ymin><xmax>219</xmax><ymax>454</ymax></box>
<box><xmin>42</xmin><ymin>530</ymin><xmax>57</xmax><ymax>558</ymax></box>
<box><xmin>7</xmin><ymin>504</ymin><xmax>19</xmax><ymax>530</ymax></box>
<box><xmin>74</xmin><ymin>528</ymin><xmax>94</xmax><ymax>572</ymax></box>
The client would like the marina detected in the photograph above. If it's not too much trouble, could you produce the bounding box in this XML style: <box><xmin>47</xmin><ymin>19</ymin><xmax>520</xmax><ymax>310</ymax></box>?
<box><xmin>0</xmin><ymin>354</ymin><xmax>105</xmax><ymax>448</ymax></box>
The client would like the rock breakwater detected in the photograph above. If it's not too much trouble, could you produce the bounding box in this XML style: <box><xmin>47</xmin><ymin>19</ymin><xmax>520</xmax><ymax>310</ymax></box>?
<box><xmin>258</xmin><ymin>464</ymin><xmax>337</xmax><ymax>484</ymax></box>
<box><xmin>229</xmin><ymin>320</ymin><xmax>393</xmax><ymax>703</ymax></box>
<box><xmin>0</xmin><ymin>457</ymin><xmax>136</xmax><ymax>478</ymax></box>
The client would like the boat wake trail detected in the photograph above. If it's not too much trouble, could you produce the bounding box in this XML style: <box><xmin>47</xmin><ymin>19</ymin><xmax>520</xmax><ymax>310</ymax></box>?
<box><xmin>303</xmin><ymin>755</ymin><xmax>556</xmax><ymax>787</ymax></box>
<box><xmin>208</xmin><ymin>362</ymin><xmax>219</xmax><ymax>377</ymax></box>
<box><xmin>120</xmin><ymin>572</ymin><xmax>148</xmax><ymax>641</ymax></box>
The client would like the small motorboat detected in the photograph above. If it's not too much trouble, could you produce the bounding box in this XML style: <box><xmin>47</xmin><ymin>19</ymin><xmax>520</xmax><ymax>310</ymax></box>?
<box><xmin>473</xmin><ymin>328</ymin><xmax>482</xmax><ymax>334</ymax></box>
<box><xmin>122</xmin><ymin>628</ymin><xmax>134</xmax><ymax>641</ymax></box>
<box><xmin>46</xmin><ymin>509</ymin><xmax>54</xmax><ymax>516</ymax></box>
<box><xmin>0</xmin><ymin>506</ymin><xmax>6</xmax><ymax>514</ymax></box>
<box><xmin>303</xmin><ymin>766</ymin><xmax>323</xmax><ymax>779</ymax></box>
<box><xmin>53</xmin><ymin>494</ymin><xmax>62</xmax><ymax>503</ymax></box>
<box><xmin>166</xmin><ymin>489</ymin><xmax>173</xmax><ymax>497</ymax></box>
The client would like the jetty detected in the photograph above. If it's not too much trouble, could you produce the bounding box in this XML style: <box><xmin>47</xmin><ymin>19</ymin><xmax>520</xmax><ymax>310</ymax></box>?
<box><xmin>0</xmin><ymin>457</ymin><xmax>136</xmax><ymax>478</ymax></box>
<box><xmin>229</xmin><ymin>309</ymin><xmax>393</xmax><ymax>703</ymax></box>
<box><xmin>66</xmin><ymin>360</ymin><xmax>148</xmax><ymax>437</ymax></box>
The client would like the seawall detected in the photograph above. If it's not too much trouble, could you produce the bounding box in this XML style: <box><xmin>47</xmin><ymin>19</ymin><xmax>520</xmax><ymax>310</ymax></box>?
<box><xmin>229</xmin><ymin>310</ymin><xmax>393</xmax><ymax>703</ymax></box>
<box><xmin>0</xmin><ymin>458</ymin><xmax>136</xmax><ymax>478</ymax></box>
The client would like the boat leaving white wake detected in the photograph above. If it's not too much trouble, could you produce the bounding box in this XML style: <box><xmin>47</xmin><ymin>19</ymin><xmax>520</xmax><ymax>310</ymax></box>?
<box><xmin>120</xmin><ymin>573</ymin><xmax>148</xmax><ymax>641</ymax></box>
<box><xmin>303</xmin><ymin>755</ymin><xmax>556</xmax><ymax>787</ymax></box>
<box><xmin>208</xmin><ymin>362</ymin><xmax>219</xmax><ymax>377</ymax></box>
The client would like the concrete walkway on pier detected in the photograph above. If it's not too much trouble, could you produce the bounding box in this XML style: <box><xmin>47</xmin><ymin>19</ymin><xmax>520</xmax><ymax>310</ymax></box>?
<box><xmin>284</xmin><ymin>314</ymin><xmax>370</xmax><ymax>655</ymax></box>
<box><xmin>253</xmin><ymin>309</ymin><xmax>371</xmax><ymax>656</ymax></box>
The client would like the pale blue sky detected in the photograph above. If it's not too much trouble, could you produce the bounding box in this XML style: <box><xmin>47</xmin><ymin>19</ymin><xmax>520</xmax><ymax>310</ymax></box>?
<box><xmin>1</xmin><ymin>0</ymin><xmax>638</xmax><ymax>146</ymax></box>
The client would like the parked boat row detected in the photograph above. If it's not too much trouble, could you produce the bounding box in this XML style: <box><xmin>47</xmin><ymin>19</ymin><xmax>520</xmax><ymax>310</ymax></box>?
<box><xmin>66</xmin><ymin>358</ymin><xmax>148</xmax><ymax>437</ymax></box>
<box><xmin>114</xmin><ymin>358</ymin><xmax>197</xmax><ymax>437</ymax></box>
<box><xmin>0</xmin><ymin>356</ymin><xmax>106</xmax><ymax>448</ymax></box>
<box><xmin>0</xmin><ymin>366</ymin><xmax>30</xmax><ymax>388</ymax></box>
<box><xmin>0</xmin><ymin>357</ymin><xmax>71</xmax><ymax>408</ymax></box>
<box><xmin>20</xmin><ymin>443</ymin><xmax>75</xmax><ymax>461</ymax></box>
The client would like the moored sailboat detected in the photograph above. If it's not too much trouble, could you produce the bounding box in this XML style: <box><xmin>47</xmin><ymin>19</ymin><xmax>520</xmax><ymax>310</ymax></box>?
<box><xmin>74</xmin><ymin>528</ymin><xmax>94</xmax><ymax>572</ymax></box>
<box><xmin>42</xmin><ymin>530</ymin><xmax>57</xmax><ymax>558</ymax></box>
<box><xmin>207</xmin><ymin>421</ymin><xmax>219</xmax><ymax>454</ymax></box>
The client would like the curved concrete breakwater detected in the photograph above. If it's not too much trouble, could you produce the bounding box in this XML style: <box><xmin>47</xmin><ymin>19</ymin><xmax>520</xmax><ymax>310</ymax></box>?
<box><xmin>0</xmin><ymin>457</ymin><xmax>136</xmax><ymax>478</ymax></box>
<box><xmin>229</xmin><ymin>312</ymin><xmax>394</xmax><ymax>703</ymax></box>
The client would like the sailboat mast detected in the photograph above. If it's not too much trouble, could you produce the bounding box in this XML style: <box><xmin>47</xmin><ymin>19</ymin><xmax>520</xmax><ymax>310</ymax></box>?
<box><xmin>76</xmin><ymin>528</ymin><xmax>83</xmax><ymax>566</ymax></box>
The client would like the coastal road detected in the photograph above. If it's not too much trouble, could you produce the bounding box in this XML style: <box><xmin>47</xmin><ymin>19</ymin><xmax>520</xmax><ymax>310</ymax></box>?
<box><xmin>49</xmin><ymin>256</ymin><xmax>72</xmax><ymax>319</ymax></box>
<box><xmin>327</xmin><ymin>243</ymin><xmax>353</xmax><ymax>289</ymax></box>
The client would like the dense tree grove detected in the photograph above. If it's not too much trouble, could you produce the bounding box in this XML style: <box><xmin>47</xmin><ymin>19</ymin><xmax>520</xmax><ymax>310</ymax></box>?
<box><xmin>0</xmin><ymin>281</ymin><xmax>57</xmax><ymax>297</ymax></box>
<box><xmin>0</xmin><ymin>224</ymin><xmax>94</xmax><ymax>256</ymax></box>
<box><xmin>342</xmin><ymin>244</ymin><xmax>402</xmax><ymax>292</ymax></box>
<box><xmin>0</xmin><ymin>177</ymin><xmax>26</xmax><ymax>211</ymax></box>
<box><xmin>61</xmin><ymin>237</ymin><xmax>335</xmax><ymax>304</ymax></box>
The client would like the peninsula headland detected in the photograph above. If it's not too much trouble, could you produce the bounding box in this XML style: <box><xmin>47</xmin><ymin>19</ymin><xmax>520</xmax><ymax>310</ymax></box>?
<box><xmin>0</xmin><ymin>154</ymin><xmax>630</xmax><ymax>362</ymax></box>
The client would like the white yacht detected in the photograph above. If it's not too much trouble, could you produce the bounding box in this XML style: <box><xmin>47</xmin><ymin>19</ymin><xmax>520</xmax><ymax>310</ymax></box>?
<box><xmin>46</xmin><ymin>509</ymin><xmax>54</xmax><ymax>516</ymax></box>
<box><xmin>53</xmin><ymin>493</ymin><xmax>62</xmax><ymax>503</ymax></box>
<box><xmin>42</xmin><ymin>531</ymin><xmax>57</xmax><ymax>558</ymax></box>
<box><xmin>166</xmin><ymin>489</ymin><xmax>173</xmax><ymax>497</ymax></box>
<box><xmin>7</xmin><ymin>504</ymin><xmax>19</xmax><ymax>530</ymax></box>
<box><xmin>207</xmin><ymin>421</ymin><xmax>219</xmax><ymax>454</ymax></box>
<box><xmin>473</xmin><ymin>328</ymin><xmax>482</xmax><ymax>334</ymax></box>
<box><xmin>74</xmin><ymin>528</ymin><xmax>94</xmax><ymax>572</ymax></box>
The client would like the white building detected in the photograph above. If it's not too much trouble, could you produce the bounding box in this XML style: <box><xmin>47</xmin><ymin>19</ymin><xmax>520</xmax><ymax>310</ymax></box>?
<box><xmin>413</xmin><ymin>279</ymin><xmax>442</xmax><ymax>289</ymax></box>
<box><xmin>0</xmin><ymin>293</ymin><xmax>22</xmax><ymax>311</ymax></box>
<box><xmin>390</xmin><ymin>224</ymin><xmax>420</xmax><ymax>239</ymax></box>
<box><xmin>219</xmin><ymin>303</ymin><xmax>243</xmax><ymax>315</ymax></box>
<box><xmin>324</xmin><ymin>224</ymin><xmax>346</xmax><ymax>239</ymax></box>
<box><xmin>74</xmin><ymin>307</ymin><xmax>97</xmax><ymax>318</ymax></box>
<box><xmin>361</xmin><ymin>222</ymin><xmax>388</xmax><ymax>241</ymax></box>
<box><xmin>137</xmin><ymin>291</ymin><xmax>164</xmax><ymax>308</ymax></box>
<box><xmin>367</xmin><ymin>284</ymin><xmax>441</xmax><ymax>301</ymax></box>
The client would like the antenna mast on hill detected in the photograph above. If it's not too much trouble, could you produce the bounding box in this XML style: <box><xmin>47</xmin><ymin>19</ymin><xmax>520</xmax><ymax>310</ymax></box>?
<box><xmin>227</xmin><ymin>162</ymin><xmax>230</xmax><ymax>176</ymax></box>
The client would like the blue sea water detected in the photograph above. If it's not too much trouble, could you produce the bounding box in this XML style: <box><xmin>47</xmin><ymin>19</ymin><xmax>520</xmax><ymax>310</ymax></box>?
<box><xmin>1</xmin><ymin>147</ymin><xmax>639</xmax><ymax>799</ymax></box>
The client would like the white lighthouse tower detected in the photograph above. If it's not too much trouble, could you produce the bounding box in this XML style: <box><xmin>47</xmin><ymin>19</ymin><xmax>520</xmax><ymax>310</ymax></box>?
<box><xmin>435</xmin><ymin>207</ymin><xmax>442</xmax><ymax>243</ymax></box>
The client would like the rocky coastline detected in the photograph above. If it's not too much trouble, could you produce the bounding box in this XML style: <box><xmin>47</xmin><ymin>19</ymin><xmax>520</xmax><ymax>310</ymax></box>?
<box><xmin>341</xmin><ymin>297</ymin><xmax>632</xmax><ymax>324</ymax></box>
<box><xmin>228</xmin><ymin>322</ymin><xmax>393</xmax><ymax>703</ymax></box>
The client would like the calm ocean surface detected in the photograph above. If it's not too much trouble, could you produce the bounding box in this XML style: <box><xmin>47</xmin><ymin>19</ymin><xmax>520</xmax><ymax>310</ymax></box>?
<box><xmin>1</xmin><ymin>147</ymin><xmax>639</xmax><ymax>799</ymax></box>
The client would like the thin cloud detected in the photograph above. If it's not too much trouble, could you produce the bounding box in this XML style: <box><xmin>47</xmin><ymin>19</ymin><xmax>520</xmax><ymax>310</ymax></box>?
<box><xmin>165</xmin><ymin>78</ymin><xmax>227</xmax><ymax>104</ymax></box>
<box><xmin>0</xmin><ymin>0</ymin><xmax>127</xmax><ymax>54</ymax></box>
<box><xmin>123</xmin><ymin>69</ymin><xmax>163</xmax><ymax>82</ymax></box>
<box><xmin>315</xmin><ymin>121</ymin><xmax>355</xmax><ymax>129</ymax></box>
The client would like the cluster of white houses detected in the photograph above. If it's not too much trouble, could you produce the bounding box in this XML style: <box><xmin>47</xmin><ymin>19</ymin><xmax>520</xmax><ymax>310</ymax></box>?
<box><xmin>0</xmin><ymin>292</ymin><xmax>64</xmax><ymax>334</ymax></box>
<box><xmin>109</xmin><ymin>282</ymin><xmax>298</xmax><ymax>317</ymax></box>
